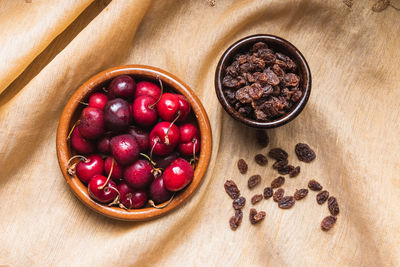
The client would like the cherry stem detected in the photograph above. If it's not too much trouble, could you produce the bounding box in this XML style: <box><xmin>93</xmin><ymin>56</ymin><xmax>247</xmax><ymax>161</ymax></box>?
<box><xmin>139</xmin><ymin>153</ymin><xmax>157</xmax><ymax>166</ymax></box>
<box><xmin>150</xmin><ymin>139</ymin><xmax>158</xmax><ymax>160</ymax></box>
<box><xmin>148</xmin><ymin>75</ymin><xmax>164</xmax><ymax>109</ymax></box>
<box><xmin>164</xmin><ymin>112</ymin><xmax>180</xmax><ymax>145</ymax></box>
<box><xmin>148</xmin><ymin>193</ymin><xmax>175</xmax><ymax>209</ymax></box>
<box><xmin>98</xmin><ymin>158</ymin><xmax>114</xmax><ymax>190</ymax></box>
<box><xmin>66</xmin><ymin>155</ymin><xmax>88</xmax><ymax>175</ymax></box>
<box><xmin>190</xmin><ymin>140</ymin><xmax>198</xmax><ymax>168</ymax></box>
<box><xmin>79</xmin><ymin>101</ymin><xmax>88</xmax><ymax>106</ymax></box>
<box><xmin>102</xmin><ymin>86</ymin><xmax>108</xmax><ymax>93</ymax></box>
<box><xmin>107</xmin><ymin>184</ymin><xmax>120</xmax><ymax>207</ymax></box>
<box><xmin>67</xmin><ymin>120</ymin><xmax>80</xmax><ymax>140</ymax></box>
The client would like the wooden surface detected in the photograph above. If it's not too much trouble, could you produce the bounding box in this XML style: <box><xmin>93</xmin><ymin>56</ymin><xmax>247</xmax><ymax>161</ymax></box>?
<box><xmin>0</xmin><ymin>0</ymin><xmax>399</xmax><ymax>266</ymax></box>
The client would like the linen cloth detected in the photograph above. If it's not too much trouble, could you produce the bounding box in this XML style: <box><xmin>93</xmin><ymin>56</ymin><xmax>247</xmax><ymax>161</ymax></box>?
<box><xmin>0</xmin><ymin>0</ymin><xmax>399</xmax><ymax>266</ymax></box>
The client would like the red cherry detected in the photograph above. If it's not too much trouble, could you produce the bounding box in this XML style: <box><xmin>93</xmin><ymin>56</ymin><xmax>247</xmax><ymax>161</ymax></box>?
<box><xmin>127</xmin><ymin>126</ymin><xmax>149</xmax><ymax>152</ymax></box>
<box><xmin>178</xmin><ymin>123</ymin><xmax>200</xmax><ymax>156</ymax></box>
<box><xmin>149</xmin><ymin>122</ymin><xmax>180</xmax><ymax>156</ymax></box>
<box><xmin>153</xmin><ymin>151</ymin><xmax>180</xmax><ymax>169</ymax></box>
<box><xmin>134</xmin><ymin>81</ymin><xmax>161</xmax><ymax>100</ymax></box>
<box><xmin>156</xmin><ymin>93</ymin><xmax>180</xmax><ymax>121</ymax></box>
<box><xmin>124</xmin><ymin>160</ymin><xmax>154</xmax><ymax>189</ymax></box>
<box><xmin>163</xmin><ymin>158</ymin><xmax>194</xmax><ymax>191</ymax></box>
<box><xmin>118</xmin><ymin>182</ymin><xmax>147</xmax><ymax>209</ymax></box>
<box><xmin>88</xmin><ymin>93</ymin><xmax>108</xmax><ymax>109</ymax></box>
<box><xmin>88</xmin><ymin>175</ymin><xmax>118</xmax><ymax>203</ymax></box>
<box><xmin>104</xmin><ymin>156</ymin><xmax>124</xmax><ymax>181</ymax></box>
<box><xmin>132</xmin><ymin>95</ymin><xmax>158</xmax><ymax>127</ymax></box>
<box><xmin>78</xmin><ymin>107</ymin><xmax>104</xmax><ymax>139</ymax></box>
<box><xmin>97</xmin><ymin>135</ymin><xmax>111</xmax><ymax>154</ymax></box>
<box><xmin>71</xmin><ymin>127</ymin><xmax>95</xmax><ymax>154</ymax></box>
<box><xmin>149</xmin><ymin>176</ymin><xmax>173</xmax><ymax>204</ymax></box>
<box><xmin>176</xmin><ymin>95</ymin><xmax>191</xmax><ymax>121</ymax></box>
<box><xmin>108</xmin><ymin>75</ymin><xmax>136</xmax><ymax>100</ymax></box>
<box><xmin>110</xmin><ymin>134</ymin><xmax>140</xmax><ymax>166</ymax></box>
<box><xmin>103</xmin><ymin>98</ymin><xmax>132</xmax><ymax>131</ymax></box>
<box><xmin>76</xmin><ymin>155</ymin><xmax>104</xmax><ymax>184</ymax></box>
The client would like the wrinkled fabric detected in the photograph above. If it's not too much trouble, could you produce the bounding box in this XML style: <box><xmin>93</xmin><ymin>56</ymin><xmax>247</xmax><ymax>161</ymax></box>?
<box><xmin>0</xmin><ymin>0</ymin><xmax>399</xmax><ymax>266</ymax></box>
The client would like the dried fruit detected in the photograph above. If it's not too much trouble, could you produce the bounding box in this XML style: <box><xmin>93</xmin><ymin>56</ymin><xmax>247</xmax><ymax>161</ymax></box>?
<box><xmin>224</xmin><ymin>180</ymin><xmax>241</xmax><ymax>199</ymax></box>
<box><xmin>272</xmin><ymin>159</ymin><xmax>288</xmax><ymax>169</ymax></box>
<box><xmin>328</xmin><ymin>196</ymin><xmax>340</xmax><ymax>216</ymax></box>
<box><xmin>278</xmin><ymin>196</ymin><xmax>295</xmax><ymax>209</ymax></box>
<box><xmin>254</xmin><ymin>154</ymin><xmax>268</xmax><ymax>166</ymax></box>
<box><xmin>294</xmin><ymin>189</ymin><xmax>308</xmax><ymax>200</ymax></box>
<box><xmin>229</xmin><ymin>209</ymin><xmax>243</xmax><ymax>230</ymax></box>
<box><xmin>248</xmin><ymin>175</ymin><xmax>262</xmax><ymax>189</ymax></box>
<box><xmin>268</xmin><ymin>148</ymin><xmax>288</xmax><ymax>161</ymax></box>
<box><xmin>295</xmin><ymin>143</ymin><xmax>316</xmax><ymax>162</ymax></box>
<box><xmin>277</xmin><ymin>164</ymin><xmax>295</xmax><ymax>175</ymax></box>
<box><xmin>273</xmin><ymin>188</ymin><xmax>284</xmax><ymax>202</ymax></box>
<box><xmin>271</xmin><ymin>176</ymin><xmax>285</xmax><ymax>188</ymax></box>
<box><xmin>321</xmin><ymin>216</ymin><xmax>337</xmax><ymax>231</ymax></box>
<box><xmin>255</xmin><ymin>130</ymin><xmax>269</xmax><ymax>147</ymax></box>
<box><xmin>263</xmin><ymin>187</ymin><xmax>273</xmax><ymax>199</ymax></box>
<box><xmin>289</xmin><ymin>166</ymin><xmax>300</xmax><ymax>177</ymax></box>
<box><xmin>316</xmin><ymin>190</ymin><xmax>329</xmax><ymax>205</ymax></box>
<box><xmin>249</xmin><ymin>208</ymin><xmax>266</xmax><ymax>224</ymax></box>
<box><xmin>237</xmin><ymin>159</ymin><xmax>248</xmax><ymax>174</ymax></box>
<box><xmin>251</xmin><ymin>194</ymin><xmax>263</xmax><ymax>205</ymax></box>
<box><xmin>308</xmin><ymin>180</ymin><xmax>323</xmax><ymax>191</ymax></box>
<box><xmin>233</xmin><ymin>196</ymin><xmax>246</xmax><ymax>210</ymax></box>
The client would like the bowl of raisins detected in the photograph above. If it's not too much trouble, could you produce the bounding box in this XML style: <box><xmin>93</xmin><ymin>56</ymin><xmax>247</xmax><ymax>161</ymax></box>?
<box><xmin>215</xmin><ymin>34</ymin><xmax>311</xmax><ymax>128</ymax></box>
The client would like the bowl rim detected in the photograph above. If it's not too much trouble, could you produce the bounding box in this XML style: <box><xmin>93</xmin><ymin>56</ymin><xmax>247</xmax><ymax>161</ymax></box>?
<box><xmin>56</xmin><ymin>65</ymin><xmax>212</xmax><ymax>221</ymax></box>
<box><xmin>215</xmin><ymin>34</ymin><xmax>312</xmax><ymax>128</ymax></box>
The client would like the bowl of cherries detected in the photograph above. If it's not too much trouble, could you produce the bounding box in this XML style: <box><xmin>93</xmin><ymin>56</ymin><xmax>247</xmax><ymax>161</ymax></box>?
<box><xmin>56</xmin><ymin>65</ymin><xmax>212</xmax><ymax>221</ymax></box>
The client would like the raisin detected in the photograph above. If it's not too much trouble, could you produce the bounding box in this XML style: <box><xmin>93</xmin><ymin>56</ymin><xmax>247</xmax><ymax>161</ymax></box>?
<box><xmin>235</xmin><ymin>86</ymin><xmax>252</xmax><ymax>104</ymax></box>
<box><xmin>295</xmin><ymin>143</ymin><xmax>316</xmax><ymax>162</ymax></box>
<box><xmin>272</xmin><ymin>159</ymin><xmax>288</xmax><ymax>169</ymax></box>
<box><xmin>254</xmin><ymin>154</ymin><xmax>268</xmax><ymax>166</ymax></box>
<box><xmin>328</xmin><ymin>196</ymin><xmax>340</xmax><ymax>216</ymax></box>
<box><xmin>278</xmin><ymin>164</ymin><xmax>295</xmax><ymax>175</ymax></box>
<box><xmin>248</xmin><ymin>175</ymin><xmax>261</xmax><ymax>189</ymax></box>
<box><xmin>238</xmin><ymin>106</ymin><xmax>251</xmax><ymax>116</ymax></box>
<box><xmin>254</xmin><ymin>109</ymin><xmax>268</xmax><ymax>121</ymax></box>
<box><xmin>262</xmin><ymin>85</ymin><xmax>273</xmax><ymax>97</ymax></box>
<box><xmin>289</xmin><ymin>166</ymin><xmax>300</xmax><ymax>177</ymax></box>
<box><xmin>316</xmin><ymin>190</ymin><xmax>329</xmax><ymax>205</ymax></box>
<box><xmin>278</xmin><ymin>196</ymin><xmax>295</xmax><ymax>209</ymax></box>
<box><xmin>321</xmin><ymin>216</ymin><xmax>337</xmax><ymax>231</ymax></box>
<box><xmin>248</xmin><ymin>83</ymin><xmax>263</xmax><ymax>100</ymax></box>
<box><xmin>308</xmin><ymin>180</ymin><xmax>323</xmax><ymax>191</ymax></box>
<box><xmin>255</xmin><ymin>72</ymin><xmax>269</xmax><ymax>85</ymax></box>
<box><xmin>266</xmin><ymin>69</ymin><xmax>280</xmax><ymax>86</ymax></box>
<box><xmin>294</xmin><ymin>189</ymin><xmax>308</xmax><ymax>200</ymax></box>
<box><xmin>284</xmin><ymin>73</ymin><xmax>299</xmax><ymax>87</ymax></box>
<box><xmin>224</xmin><ymin>180</ymin><xmax>241</xmax><ymax>199</ymax></box>
<box><xmin>275</xmin><ymin>59</ymin><xmax>287</xmax><ymax>69</ymax></box>
<box><xmin>271</xmin><ymin>176</ymin><xmax>285</xmax><ymax>188</ymax></box>
<box><xmin>245</xmin><ymin>72</ymin><xmax>255</xmax><ymax>83</ymax></box>
<box><xmin>229</xmin><ymin>209</ymin><xmax>243</xmax><ymax>230</ymax></box>
<box><xmin>256</xmin><ymin>130</ymin><xmax>269</xmax><ymax>148</ymax></box>
<box><xmin>237</xmin><ymin>159</ymin><xmax>248</xmax><ymax>174</ymax></box>
<box><xmin>226</xmin><ymin>61</ymin><xmax>240</xmax><ymax>77</ymax></box>
<box><xmin>252</xmin><ymin>41</ymin><xmax>268</xmax><ymax>51</ymax></box>
<box><xmin>272</xmin><ymin>64</ymin><xmax>285</xmax><ymax>77</ymax></box>
<box><xmin>275</xmin><ymin>52</ymin><xmax>288</xmax><ymax>61</ymax></box>
<box><xmin>233</xmin><ymin>196</ymin><xmax>246</xmax><ymax>210</ymax></box>
<box><xmin>249</xmin><ymin>208</ymin><xmax>266</xmax><ymax>224</ymax></box>
<box><xmin>291</xmin><ymin>90</ymin><xmax>302</xmax><ymax>102</ymax></box>
<box><xmin>273</xmin><ymin>188</ymin><xmax>284</xmax><ymax>202</ymax></box>
<box><xmin>286</xmin><ymin>58</ymin><xmax>297</xmax><ymax>71</ymax></box>
<box><xmin>268</xmin><ymin>148</ymin><xmax>288</xmax><ymax>161</ymax></box>
<box><xmin>251</xmin><ymin>194</ymin><xmax>263</xmax><ymax>205</ymax></box>
<box><xmin>263</xmin><ymin>187</ymin><xmax>273</xmax><ymax>199</ymax></box>
<box><xmin>258</xmin><ymin>50</ymin><xmax>276</xmax><ymax>64</ymax></box>
<box><xmin>222</xmin><ymin>75</ymin><xmax>239</xmax><ymax>88</ymax></box>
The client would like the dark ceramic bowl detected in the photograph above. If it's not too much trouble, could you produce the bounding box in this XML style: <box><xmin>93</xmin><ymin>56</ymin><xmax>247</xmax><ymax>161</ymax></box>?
<box><xmin>215</xmin><ymin>34</ymin><xmax>311</xmax><ymax>128</ymax></box>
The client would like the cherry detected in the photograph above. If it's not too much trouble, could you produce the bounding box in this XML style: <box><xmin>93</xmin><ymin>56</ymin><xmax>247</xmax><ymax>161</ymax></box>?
<box><xmin>76</xmin><ymin>155</ymin><xmax>104</xmax><ymax>184</ymax></box>
<box><xmin>178</xmin><ymin>123</ymin><xmax>200</xmax><ymax>156</ymax></box>
<box><xmin>163</xmin><ymin>158</ymin><xmax>194</xmax><ymax>191</ymax></box>
<box><xmin>134</xmin><ymin>81</ymin><xmax>161</xmax><ymax>100</ymax></box>
<box><xmin>97</xmin><ymin>135</ymin><xmax>111</xmax><ymax>154</ymax></box>
<box><xmin>104</xmin><ymin>156</ymin><xmax>124</xmax><ymax>181</ymax></box>
<box><xmin>124</xmin><ymin>160</ymin><xmax>154</xmax><ymax>189</ymax></box>
<box><xmin>149</xmin><ymin>122</ymin><xmax>180</xmax><ymax>156</ymax></box>
<box><xmin>156</xmin><ymin>93</ymin><xmax>179</xmax><ymax>121</ymax></box>
<box><xmin>88</xmin><ymin>175</ymin><xmax>118</xmax><ymax>203</ymax></box>
<box><xmin>149</xmin><ymin>176</ymin><xmax>173</xmax><ymax>204</ymax></box>
<box><xmin>71</xmin><ymin>127</ymin><xmax>95</xmax><ymax>154</ymax></box>
<box><xmin>127</xmin><ymin>126</ymin><xmax>149</xmax><ymax>152</ymax></box>
<box><xmin>132</xmin><ymin>95</ymin><xmax>158</xmax><ymax>127</ymax></box>
<box><xmin>103</xmin><ymin>98</ymin><xmax>132</xmax><ymax>131</ymax></box>
<box><xmin>154</xmin><ymin>151</ymin><xmax>180</xmax><ymax>169</ymax></box>
<box><xmin>88</xmin><ymin>92</ymin><xmax>108</xmax><ymax>109</ymax></box>
<box><xmin>78</xmin><ymin>107</ymin><xmax>104</xmax><ymax>139</ymax></box>
<box><xmin>108</xmin><ymin>75</ymin><xmax>136</xmax><ymax>100</ymax></box>
<box><xmin>176</xmin><ymin>95</ymin><xmax>191</xmax><ymax>121</ymax></box>
<box><xmin>110</xmin><ymin>134</ymin><xmax>139</xmax><ymax>166</ymax></box>
<box><xmin>118</xmin><ymin>182</ymin><xmax>147</xmax><ymax>209</ymax></box>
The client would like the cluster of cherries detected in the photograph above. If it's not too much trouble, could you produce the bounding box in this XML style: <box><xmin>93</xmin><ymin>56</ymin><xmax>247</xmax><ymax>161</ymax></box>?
<box><xmin>68</xmin><ymin>74</ymin><xmax>200</xmax><ymax>209</ymax></box>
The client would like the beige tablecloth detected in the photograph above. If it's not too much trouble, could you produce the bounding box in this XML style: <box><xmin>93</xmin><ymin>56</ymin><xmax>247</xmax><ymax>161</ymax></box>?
<box><xmin>1</xmin><ymin>0</ymin><xmax>399</xmax><ymax>266</ymax></box>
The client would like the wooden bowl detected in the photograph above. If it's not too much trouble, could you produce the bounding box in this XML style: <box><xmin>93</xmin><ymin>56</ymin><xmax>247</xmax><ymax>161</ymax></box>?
<box><xmin>56</xmin><ymin>65</ymin><xmax>212</xmax><ymax>221</ymax></box>
<box><xmin>215</xmin><ymin>34</ymin><xmax>312</xmax><ymax>128</ymax></box>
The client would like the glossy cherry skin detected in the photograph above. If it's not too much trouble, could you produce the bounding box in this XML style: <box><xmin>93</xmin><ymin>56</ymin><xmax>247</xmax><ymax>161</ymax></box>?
<box><xmin>134</xmin><ymin>81</ymin><xmax>161</xmax><ymax>100</ymax></box>
<box><xmin>178</xmin><ymin>123</ymin><xmax>200</xmax><ymax>156</ymax></box>
<box><xmin>132</xmin><ymin>95</ymin><xmax>158</xmax><ymax>127</ymax></box>
<box><xmin>154</xmin><ymin>151</ymin><xmax>180</xmax><ymax>169</ymax></box>
<box><xmin>97</xmin><ymin>135</ymin><xmax>111</xmax><ymax>154</ymax></box>
<box><xmin>149</xmin><ymin>121</ymin><xmax>180</xmax><ymax>156</ymax></box>
<box><xmin>110</xmin><ymin>134</ymin><xmax>140</xmax><ymax>166</ymax></box>
<box><xmin>88</xmin><ymin>92</ymin><xmax>108</xmax><ymax>109</ymax></box>
<box><xmin>104</xmin><ymin>156</ymin><xmax>124</xmax><ymax>181</ymax></box>
<box><xmin>127</xmin><ymin>126</ymin><xmax>149</xmax><ymax>152</ymax></box>
<box><xmin>163</xmin><ymin>158</ymin><xmax>194</xmax><ymax>191</ymax></box>
<box><xmin>76</xmin><ymin>155</ymin><xmax>104</xmax><ymax>184</ymax></box>
<box><xmin>124</xmin><ymin>160</ymin><xmax>154</xmax><ymax>189</ymax></box>
<box><xmin>71</xmin><ymin>127</ymin><xmax>95</xmax><ymax>154</ymax></box>
<box><xmin>78</xmin><ymin>107</ymin><xmax>104</xmax><ymax>139</ymax></box>
<box><xmin>176</xmin><ymin>95</ymin><xmax>191</xmax><ymax>121</ymax></box>
<box><xmin>149</xmin><ymin>176</ymin><xmax>173</xmax><ymax>204</ymax></box>
<box><xmin>156</xmin><ymin>93</ymin><xmax>180</xmax><ymax>121</ymax></box>
<box><xmin>118</xmin><ymin>182</ymin><xmax>147</xmax><ymax>209</ymax></box>
<box><xmin>103</xmin><ymin>98</ymin><xmax>132</xmax><ymax>131</ymax></box>
<box><xmin>108</xmin><ymin>75</ymin><xmax>136</xmax><ymax>100</ymax></box>
<box><xmin>88</xmin><ymin>175</ymin><xmax>118</xmax><ymax>203</ymax></box>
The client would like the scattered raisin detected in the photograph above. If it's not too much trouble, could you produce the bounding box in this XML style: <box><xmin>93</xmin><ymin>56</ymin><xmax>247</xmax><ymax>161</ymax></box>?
<box><xmin>272</xmin><ymin>159</ymin><xmax>288</xmax><ymax>169</ymax></box>
<box><xmin>308</xmin><ymin>180</ymin><xmax>323</xmax><ymax>191</ymax></box>
<box><xmin>224</xmin><ymin>180</ymin><xmax>241</xmax><ymax>199</ymax></box>
<box><xmin>251</xmin><ymin>194</ymin><xmax>263</xmax><ymax>205</ymax></box>
<box><xmin>277</xmin><ymin>164</ymin><xmax>295</xmax><ymax>175</ymax></box>
<box><xmin>295</xmin><ymin>143</ymin><xmax>316</xmax><ymax>162</ymax></box>
<box><xmin>249</xmin><ymin>208</ymin><xmax>266</xmax><ymax>224</ymax></box>
<box><xmin>263</xmin><ymin>187</ymin><xmax>273</xmax><ymax>199</ymax></box>
<box><xmin>278</xmin><ymin>196</ymin><xmax>295</xmax><ymax>209</ymax></box>
<box><xmin>268</xmin><ymin>148</ymin><xmax>288</xmax><ymax>161</ymax></box>
<box><xmin>328</xmin><ymin>196</ymin><xmax>340</xmax><ymax>216</ymax></box>
<box><xmin>254</xmin><ymin>154</ymin><xmax>268</xmax><ymax>166</ymax></box>
<box><xmin>237</xmin><ymin>159</ymin><xmax>248</xmax><ymax>174</ymax></box>
<box><xmin>271</xmin><ymin>176</ymin><xmax>285</xmax><ymax>188</ymax></box>
<box><xmin>321</xmin><ymin>216</ymin><xmax>337</xmax><ymax>231</ymax></box>
<box><xmin>289</xmin><ymin>166</ymin><xmax>300</xmax><ymax>177</ymax></box>
<box><xmin>273</xmin><ymin>188</ymin><xmax>284</xmax><ymax>202</ymax></box>
<box><xmin>294</xmin><ymin>189</ymin><xmax>308</xmax><ymax>200</ymax></box>
<box><xmin>316</xmin><ymin>190</ymin><xmax>329</xmax><ymax>205</ymax></box>
<box><xmin>229</xmin><ymin>209</ymin><xmax>243</xmax><ymax>231</ymax></box>
<box><xmin>233</xmin><ymin>196</ymin><xmax>246</xmax><ymax>210</ymax></box>
<box><xmin>248</xmin><ymin>175</ymin><xmax>262</xmax><ymax>189</ymax></box>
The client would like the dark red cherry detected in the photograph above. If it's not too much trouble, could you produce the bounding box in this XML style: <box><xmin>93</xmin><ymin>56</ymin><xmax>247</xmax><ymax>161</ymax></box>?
<box><xmin>149</xmin><ymin>121</ymin><xmax>180</xmax><ymax>156</ymax></box>
<box><xmin>156</xmin><ymin>93</ymin><xmax>180</xmax><ymax>121</ymax></box>
<box><xmin>103</xmin><ymin>98</ymin><xmax>132</xmax><ymax>131</ymax></box>
<box><xmin>154</xmin><ymin>151</ymin><xmax>180</xmax><ymax>169</ymax></box>
<box><xmin>149</xmin><ymin>176</ymin><xmax>173</xmax><ymax>204</ymax></box>
<box><xmin>124</xmin><ymin>160</ymin><xmax>154</xmax><ymax>189</ymax></box>
<box><xmin>108</xmin><ymin>75</ymin><xmax>136</xmax><ymax>100</ymax></box>
<box><xmin>76</xmin><ymin>155</ymin><xmax>104</xmax><ymax>184</ymax></box>
<box><xmin>88</xmin><ymin>92</ymin><xmax>108</xmax><ymax>109</ymax></box>
<box><xmin>178</xmin><ymin>123</ymin><xmax>200</xmax><ymax>156</ymax></box>
<box><xmin>127</xmin><ymin>126</ymin><xmax>149</xmax><ymax>152</ymax></box>
<box><xmin>132</xmin><ymin>95</ymin><xmax>158</xmax><ymax>127</ymax></box>
<box><xmin>97</xmin><ymin>135</ymin><xmax>111</xmax><ymax>154</ymax></box>
<box><xmin>104</xmin><ymin>156</ymin><xmax>124</xmax><ymax>181</ymax></box>
<box><xmin>88</xmin><ymin>175</ymin><xmax>118</xmax><ymax>203</ymax></box>
<box><xmin>163</xmin><ymin>158</ymin><xmax>194</xmax><ymax>191</ymax></box>
<box><xmin>110</xmin><ymin>134</ymin><xmax>140</xmax><ymax>166</ymax></box>
<box><xmin>176</xmin><ymin>95</ymin><xmax>191</xmax><ymax>121</ymax></box>
<box><xmin>118</xmin><ymin>182</ymin><xmax>147</xmax><ymax>209</ymax></box>
<box><xmin>78</xmin><ymin>107</ymin><xmax>104</xmax><ymax>139</ymax></box>
<box><xmin>71</xmin><ymin>127</ymin><xmax>95</xmax><ymax>154</ymax></box>
<box><xmin>134</xmin><ymin>81</ymin><xmax>161</xmax><ymax>100</ymax></box>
